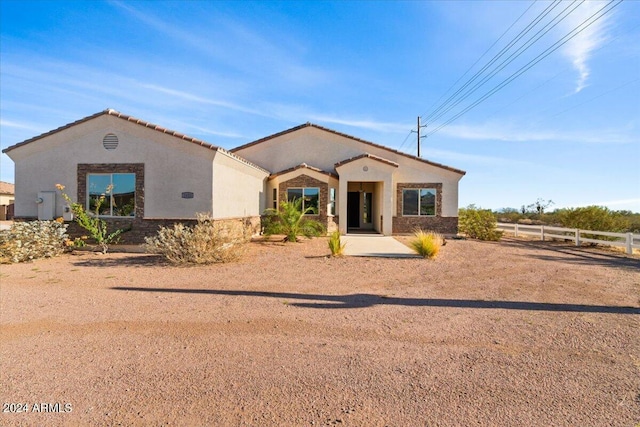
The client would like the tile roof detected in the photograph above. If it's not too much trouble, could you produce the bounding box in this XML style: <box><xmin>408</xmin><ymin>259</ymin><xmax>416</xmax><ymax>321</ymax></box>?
<box><xmin>1</xmin><ymin>109</ymin><xmax>268</xmax><ymax>174</ymax></box>
<box><xmin>268</xmin><ymin>163</ymin><xmax>338</xmax><ymax>180</ymax></box>
<box><xmin>0</xmin><ymin>181</ymin><xmax>15</xmax><ymax>195</ymax></box>
<box><xmin>2</xmin><ymin>109</ymin><xmax>219</xmax><ymax>153</ymax></box>
<box><xmin>335</xmin><ymin>153</ymin><xmax>399</xmax><ymax>169</ymax></box>
<box><xmin>231</xmin><ymin>122</ymin><xmax>466</xmax><ymax>176</ymax></box>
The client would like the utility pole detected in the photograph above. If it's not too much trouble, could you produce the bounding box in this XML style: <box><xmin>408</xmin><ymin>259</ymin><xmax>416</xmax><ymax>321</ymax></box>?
<box><xmin>411</xmin><ymin>116</ymin><xmax>427</xmax><ymax>157</ymax></box>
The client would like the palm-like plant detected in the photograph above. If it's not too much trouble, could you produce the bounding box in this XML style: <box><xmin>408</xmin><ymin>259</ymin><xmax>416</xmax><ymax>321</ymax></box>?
<box><xmin>262</xmin><ymin>198</ymin><xmax>325</xmax><ymax>242</ymax></box>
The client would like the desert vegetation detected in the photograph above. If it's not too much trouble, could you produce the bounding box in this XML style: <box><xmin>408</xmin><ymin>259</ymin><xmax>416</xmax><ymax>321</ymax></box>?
<box><xmin>328</xmin><ymin>230</ymin><xmax>346</xmax><ymax>257</ymax></box>
<box><xmin>494</xmin><ymin>200</ymin><xmax>639</xmax><ymax>233</ymax></box>
<box><xmin>409</xmin><ymin>229</ymin><xmax>444</xmax><ymax>258</ymax></box>
<box><xmin>144</xmin><ymin>214</ymin><xmax>250</xmax><ymax>265</ymax></box>
<box><xmin>0</xmin><ymin>220</ymin><xmax>69</xmax><ymax>263</ymax></box>
<box><xmin>458</xmin><ymin>205</ymin><xmax>504</xmax><ymax>241</ymax></box>
<box><xmin>56</xmin><ymin>184</ymin><xmax>128</xmax><ymax>253</ymax></box>
<box><xmin>262</xmin><ymin>198</ymin><xmax>325</xmax><ymax>242</ymax></box>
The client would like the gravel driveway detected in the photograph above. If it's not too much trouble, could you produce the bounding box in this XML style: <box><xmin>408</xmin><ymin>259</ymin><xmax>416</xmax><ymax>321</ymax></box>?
<box><xmin>1</xmin><ymin>237</ymin><xmax>639</xmax><ymax>426</ymax></box>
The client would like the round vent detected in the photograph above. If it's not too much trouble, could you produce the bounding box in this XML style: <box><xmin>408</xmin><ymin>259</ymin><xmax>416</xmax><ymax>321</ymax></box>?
<box><xmin>103</xmin><ymin>133</ymin><xmax>119</xmax><ymax>150</ymax></box>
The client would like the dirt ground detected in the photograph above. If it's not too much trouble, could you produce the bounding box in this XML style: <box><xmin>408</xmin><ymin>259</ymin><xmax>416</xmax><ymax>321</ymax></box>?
<box><xmin>1</xmin><ymin>237</ymin><xmax>639</xmax><ymax>426</ymax></box>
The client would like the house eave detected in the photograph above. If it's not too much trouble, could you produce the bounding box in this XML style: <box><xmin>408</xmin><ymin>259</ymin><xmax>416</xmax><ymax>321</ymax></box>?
<box><xmin>231</xmin><ymin>122</ymin><xmax>466</xmax><ymax>176</ymax></box>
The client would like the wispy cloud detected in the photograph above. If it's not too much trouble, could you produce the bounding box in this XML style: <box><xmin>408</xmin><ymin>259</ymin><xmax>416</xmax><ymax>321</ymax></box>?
<box><xmin>439</xmin><ymin>122</ymin><xmax>635</xmax><ymax>144</ymax></box>
<box><xmin>0</xmin><ymin>119</ymin><xmax>45</xmax><ymax>133</ymax></box>
<box><xmin>139</xmin><ymin>84</ymin><xmax>266</xmax><ymax>117</ymax></box>
<box><xmin>425</xmin><ymin>147</ymin><xmax>537</xmax><ymax>168</ymax></box>
<box><xmin>108</xmin><ymin>0</ymin><xmax>330</xmax><ymax>88</ymax></box>
<box><xmin>561</xmin><ymin>2</ymin><xmax>614</xmax><ymax>93</ymax></box>
<box><xmin>309</xmin><ymin>115</ymin><xmax>411</xmax><ymax>134</ymax></box>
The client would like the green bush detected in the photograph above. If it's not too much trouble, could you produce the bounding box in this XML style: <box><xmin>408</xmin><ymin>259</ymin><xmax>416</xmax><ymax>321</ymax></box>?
<box><xmin>459</xmin><ymin>205</ymin><xmax>503</xmax><ymax>241</ymax></box>
<box><xmin>0</xmin><ymin>220</ymin><xmax>69</xmax><ymax>263</ymax></box>
<box><xmin>144</xmin><ymin>214</ymin><xmax>250</xmax><ymax>265</ymax></box>
<box><xmin>409</xmin><ymin>229</ymin><xmax>443</xmax><ymax>259</ymax></box>
<box><xmin>328</xmin><ymin>230</ymin><xmax>345</xmax><ymax>257</ymax></box>
<box><xmin>56</xmin><ymin>184</ymin><xmax>127</xmax><ymax>253</ymax></box>
<box><xmin>262</xmin><ymin>198</ymin><xmax>325</xmax><ymax>242</ymax></box>
<box><xmin>555</xmin><ymin>206</ymin><xmax>630</xmax><ymax>232</ymax></box>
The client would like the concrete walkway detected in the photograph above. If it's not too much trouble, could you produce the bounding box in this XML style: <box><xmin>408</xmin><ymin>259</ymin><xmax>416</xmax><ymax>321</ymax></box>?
<box><xmin>342</xmin><ymin>234</ymin><xmax>419</xmax><ymax>258</ymax></box>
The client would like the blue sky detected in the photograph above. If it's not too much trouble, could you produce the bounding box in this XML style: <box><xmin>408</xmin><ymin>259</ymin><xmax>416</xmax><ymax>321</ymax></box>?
<box><xmin>1</xmin><ymin>0</ymin><xmax>638</xmax><ymax>212</ymax></box>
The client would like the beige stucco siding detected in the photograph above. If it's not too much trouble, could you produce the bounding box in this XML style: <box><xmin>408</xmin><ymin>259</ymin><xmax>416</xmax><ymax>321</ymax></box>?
<box><xmin>8</xmin><ymin>115</ymin><xmax>216</xmax><ymax>219</ymax></box>
<box><xmin>0</xmin><ymin>194</ymin><xmax>14</xmax><ymax>205</ymax></box>
<box><xmin>393</xmin><ymin>162</ymin><xmax>461</xmax><ymax>217</ymax></box>
<box><xmin>234</xmin><ymin>127</ymin><xmax>367</xmax><ymax>173</ymax></box>
<box><xmin>211</xmin><ymin>151</ymin><xmax>268</xmax><ymax>218</ymax></box>
<box><xmin>235</xmin><ymin>126</ymin><xmax>463</xmax><ymax>219</ymax></box>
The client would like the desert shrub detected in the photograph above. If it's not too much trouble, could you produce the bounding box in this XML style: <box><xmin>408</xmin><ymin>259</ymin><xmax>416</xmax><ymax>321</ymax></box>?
<box><xmin>410</xmin><ymin>229</ymin><xmax>443</xmax><ymax>259</ymax></box>
<box><xmin>328</xmin><ymin>230</ymin><xmax>346</xmax><ymax>257</ymax></box>
<box><xmin>555</xmin><ymin>206</ymin><xmax>630</xmax><ymax>233</ymax></box>
<box><xmin>56</xmin><ymin>184</ymin><xmax>127</xmax><ymax>253</ymax></box>
<box><xmin>144</xmin><ymin>214</ymin><xmax>250</xmax><ymax>265</ymax></box>
<box><xmin>459</xmin><ymin>205</ymin><xmax>503</xmax><ymax>241</ymax></box>
<box><xmin>0</xmin><ymin>220</ymin><xmax>69</xmax><ymax>263</ymax></box>
<box><xmin>262</xmin><ymin>198</ymin><xmax>325</xmax><ymax>242</ymax></box>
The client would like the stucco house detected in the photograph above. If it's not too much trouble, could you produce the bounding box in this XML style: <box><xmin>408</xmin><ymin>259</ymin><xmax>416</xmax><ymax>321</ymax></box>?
<box><xmin>0</xmin><ymin>181</ymin><xmax>15</xmax><ymax>220</ymax></box>
<box><xmin>2</xmin><ymin>109</ymin><xmax>465</xmax><ymax>242</ymax></box>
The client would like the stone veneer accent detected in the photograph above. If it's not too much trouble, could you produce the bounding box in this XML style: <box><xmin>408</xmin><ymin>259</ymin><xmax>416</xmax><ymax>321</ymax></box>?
<box><xmin>393</xmin><ymin>182</ymin><xmax>458</xmax><ymax>235</ymax></box>
<box><xmin>278</xmin><ymin>174</ymin><xmax>333</xmax><ymax>231</ymax></box>
<box><xmin>70</xmin><ymin>163</ymin><xmax>261</xmax><ymax>244</ymax></box>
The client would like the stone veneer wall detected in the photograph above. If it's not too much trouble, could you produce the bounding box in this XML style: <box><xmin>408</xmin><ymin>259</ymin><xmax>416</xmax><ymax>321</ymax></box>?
<box><xmin>71</xmin><ymin>163</ymin><xmax>261</xmax><ymax>244</ymax></box>
<box><xmin>393</xmin><ymin>182</ymin><xmax>459</xmax><ymax>235</ymax></box>
<box><xmin>278</xmin><ymin>174</ymin><xmax>332</xmax><ymax>232</ymax></box>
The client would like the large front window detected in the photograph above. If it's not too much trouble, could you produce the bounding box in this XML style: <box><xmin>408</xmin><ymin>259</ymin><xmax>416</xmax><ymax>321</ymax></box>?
<box><xmin>287</xmin><ymin>187</ymin><xmax>319</xmax><ymax>214</ymax></box>
<box><xmin>87</xmin><ymin>173</ymin><xmax>136</xmax><ymax>217</ymax></box>
<box><xmin>403</xmin><ymin>188</ymin><xmax>436</xmax><ymax>216</ymax></box>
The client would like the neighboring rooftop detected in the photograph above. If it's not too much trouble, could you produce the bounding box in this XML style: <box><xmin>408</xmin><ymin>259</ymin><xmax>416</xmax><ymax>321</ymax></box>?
<box><xmin>0</xmin><ymin>181</ymin><xmax>15</xmax><ymax>195</ymax></box>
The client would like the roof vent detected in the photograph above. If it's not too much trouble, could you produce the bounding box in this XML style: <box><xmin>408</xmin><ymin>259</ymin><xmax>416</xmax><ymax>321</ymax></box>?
<box><xmin>103</xmin><ymin>133</ymin><xmax>119</xmax><ymax>150</ymax></box>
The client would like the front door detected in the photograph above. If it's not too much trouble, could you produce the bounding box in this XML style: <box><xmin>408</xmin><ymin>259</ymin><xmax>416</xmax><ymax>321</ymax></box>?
<box><xmin>347</xmin><ymin>192</ymin><xmax>360</xmax><ymax>228</ymax></box>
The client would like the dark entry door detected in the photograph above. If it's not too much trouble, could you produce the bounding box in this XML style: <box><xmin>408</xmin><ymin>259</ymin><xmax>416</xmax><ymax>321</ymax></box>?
<box><xmin>347</xmin><ymin>192</ymin><xmax>360</xmax><ymax>228</ymax></box>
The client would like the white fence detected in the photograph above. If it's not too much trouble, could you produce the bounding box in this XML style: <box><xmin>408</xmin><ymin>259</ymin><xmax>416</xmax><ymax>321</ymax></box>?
<box><xmin>496</xmin><ymin>223</ymin><xmax>640</xmax><ymax>255</ymax></box>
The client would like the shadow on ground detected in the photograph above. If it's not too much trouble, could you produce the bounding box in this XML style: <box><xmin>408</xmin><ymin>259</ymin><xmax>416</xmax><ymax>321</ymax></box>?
<box><xmin>71</xmin><ymin>254</ymin><xmax>166</xmax><ymax>268</ymax></box>
<box><xmin>498</xmin><ymin>238</ymin><xmax>640</xmax><ymax>271</ymax></box>
<box><xmin>111</xmin><ymin>287</ymin><xmax>640</xmax><ymax>314</ymax></box>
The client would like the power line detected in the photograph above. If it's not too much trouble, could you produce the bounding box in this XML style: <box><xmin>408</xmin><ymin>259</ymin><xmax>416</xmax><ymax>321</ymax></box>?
<box><xmin>424</xmin><ymin>0</ymin><xmax>622</xmax><ymax>139</ymax></box>
<box><xmin>425</xmin><ymin>0</ymin><xmax>584</xmax><ymax>126</ymax></box>
<box><xmin>538</xmin><ymin>77</ymin><xmax>640</xmax><ymax>122</ymax></box>
<box><xmin>481</xmin><ymin>20</ymin><xmax>640</xmax><ymax>122</ymax></box>
<box><xmin>419</xmin><ymin>0</ymin><xmax>539</xmax><ymax>120</ymax></box>
<box><xmin>397</xmin><ymin>129</ymin><xmax>414</xmax><ymax>152</ymax></box>
<box><xmin>423</xmin><ymin>0</ymin><xmax>562</xmax><ymax>124</ymax></box>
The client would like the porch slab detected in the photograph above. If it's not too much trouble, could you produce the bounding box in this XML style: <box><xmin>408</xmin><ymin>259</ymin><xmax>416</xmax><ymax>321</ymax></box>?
<box><xmin>342</xmin><ymin>235</ymin><xmax>419</xmax><ymax>258</ymax></box>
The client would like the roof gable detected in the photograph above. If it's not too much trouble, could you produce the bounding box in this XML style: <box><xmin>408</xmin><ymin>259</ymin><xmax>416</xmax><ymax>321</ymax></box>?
<box><xmin>231</xmin><ymin>122</ymin><xmax>465</xmax><ymax>176</ymax></box>
<box><xmin>335</xmin><ymin>153</ymin><xmax>399</xmax><ymax>169</ymax></box>
<box><xmin>269</xmin><ymin>163</ymin><xmax>338</xmax><ymax>180</ymax></box>
<box><xmin>2</xmin><ymin>109</ymin><xmax>268</xmax><ymax>173</ymax></box>
<box><xmin>2</xmin><ymin>109</ymin><xmax>219</xmax><ymax>154</ymax></box>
